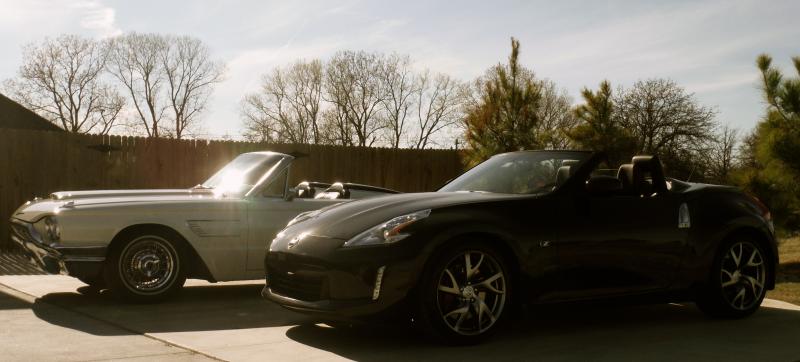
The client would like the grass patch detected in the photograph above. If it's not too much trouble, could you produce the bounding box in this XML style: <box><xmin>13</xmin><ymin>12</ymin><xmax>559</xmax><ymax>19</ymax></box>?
<box><xmin>767</xmin><ymin>235</ymin><xmax>800</xmax><ymax>305</ymax></box>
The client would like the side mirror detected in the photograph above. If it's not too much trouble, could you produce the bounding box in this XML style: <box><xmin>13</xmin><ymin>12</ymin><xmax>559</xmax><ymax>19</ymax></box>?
<box><xmin>586</xmin><ymin>176</ymin><xmax>622</xmax><ymax>195</ymax></box>
<box><xmin>284</xmin><ymin>187</ymin><xmax>296</xmax><ymax>202</ymax></box>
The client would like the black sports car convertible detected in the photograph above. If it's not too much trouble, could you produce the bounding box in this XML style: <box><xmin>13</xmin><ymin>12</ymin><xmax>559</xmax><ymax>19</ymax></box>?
<box><xmin>262</xmin><ymin>150</ymin><xmax>777</xmax><ymax>344</ymax></box>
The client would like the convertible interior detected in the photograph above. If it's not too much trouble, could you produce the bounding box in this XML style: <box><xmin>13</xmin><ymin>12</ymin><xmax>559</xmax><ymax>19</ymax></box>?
<box><xmin>583</xmin><ymin>155</ymin><xmax>686</xmax><ymax>196</ymax></box>
<box><xmin>292</xmin><ymin>181</ymin><xmax>400</xmax><ymax>200</ymax></box>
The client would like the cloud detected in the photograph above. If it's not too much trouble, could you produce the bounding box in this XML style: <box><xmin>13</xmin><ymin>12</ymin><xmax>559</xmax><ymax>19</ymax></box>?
<box><xmin>70</xmin><ymin>0</ymin><xmax>121</xmax><ymax>37</ymax></box>
<box><xmin>210</xmin><ymin>38</ymin><xmax>346</xmax><ymax>132</ymax></box>
<box><xmin>685</xmin><ymin>73</ymin><xmax>759</xmax><ymax>94</ymax></box>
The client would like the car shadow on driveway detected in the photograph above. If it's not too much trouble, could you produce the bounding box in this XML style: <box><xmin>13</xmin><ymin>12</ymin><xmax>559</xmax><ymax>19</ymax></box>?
<box><xmin>15</xmin><ymin>279</ymin><xmax>800</xmax><ymax>361</ymax></box>
<box><xmin>31</xmin><ymin>283</ymin><xmax>313</xmax><ymax>335</ymax></box>
<box><xmin>284</xmin><ymin>303</ymin><xmax>800</xmax><ymax>361</ymax></box>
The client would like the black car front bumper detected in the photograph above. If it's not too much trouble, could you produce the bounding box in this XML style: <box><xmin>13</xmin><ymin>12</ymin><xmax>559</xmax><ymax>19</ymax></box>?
<box><xmin>262</xmin><ymin>235</ymin><xmax>427</xmax><ymax>319</ymax></box>
<box><xmin>10</xmin><ymin>219</ymin><xmax>106</xmax><ymax>279</ymax></box>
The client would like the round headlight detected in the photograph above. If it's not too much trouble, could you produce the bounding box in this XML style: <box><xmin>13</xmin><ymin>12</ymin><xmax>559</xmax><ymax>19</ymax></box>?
<box><xmin>43</xmin><ymin>216</ymin><xmax>60</xmax><ymax>244</ymax></box>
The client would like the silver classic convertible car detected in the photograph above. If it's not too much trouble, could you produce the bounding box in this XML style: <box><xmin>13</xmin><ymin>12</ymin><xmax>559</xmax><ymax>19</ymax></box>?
<box><xmin>10</xmin><ymin>151</ymin><xmax>398</xmax><ymax>301</ymax></box>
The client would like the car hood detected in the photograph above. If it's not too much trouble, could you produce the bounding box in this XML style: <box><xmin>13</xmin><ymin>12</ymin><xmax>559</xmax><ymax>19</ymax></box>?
<box><xmin>50</xmin><ymin>189</ymin><xmax>214</xmax><ymax>200</ymax></box>
<box><xmin>12</xmin><ymin>188</ymin><xmax>227</xmax><ymax>223</ymax></box>
<box><xmin>288</xmin><ymin>191</ymin><xmax>523</xmax><ymax>240</ymax></box>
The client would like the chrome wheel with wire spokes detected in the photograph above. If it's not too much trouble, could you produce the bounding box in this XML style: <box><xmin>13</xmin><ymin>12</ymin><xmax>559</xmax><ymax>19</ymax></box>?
<box><xmin>118</xmin><ymin>235</ymin><xmax>179</xmax><ymax>295</ymax></box>
<box><xmin>720</xmin><ymin>241</ymin><xmax>766</xmax><ymax>311</ymax></box>
<box><xmin>436</xmin><ymin>250</ymin><xmax>507</xmax><ymax>336</ymax></box>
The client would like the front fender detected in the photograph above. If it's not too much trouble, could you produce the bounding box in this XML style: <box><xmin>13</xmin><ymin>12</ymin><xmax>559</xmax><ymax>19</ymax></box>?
<box><xmin>50</xmin><ymin>202</ymin><xmax>249</xmax><ymax>282</ymax></box>
<box><xmin>397</xmin><ymin>211</ymin><xmax>533</xmax><ymax>296</ymax></box>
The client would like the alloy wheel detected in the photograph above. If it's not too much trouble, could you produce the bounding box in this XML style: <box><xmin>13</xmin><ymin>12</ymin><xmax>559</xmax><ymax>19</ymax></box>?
<box><xmin>436</xmin><ymin>250</ymin><xmax>506</xmax><ymax>336</ymax></box>
<box><xmin>720</xmin><ymin>241</ymin><xmax>766</xmax><ymax>311</ymax></box>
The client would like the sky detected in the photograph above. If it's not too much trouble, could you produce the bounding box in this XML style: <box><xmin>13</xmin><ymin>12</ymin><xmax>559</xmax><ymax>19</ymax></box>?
<box><xmin>1</xmin><ymin>0</ymin><xmax>798</xmax><ymax>139</ymax></box>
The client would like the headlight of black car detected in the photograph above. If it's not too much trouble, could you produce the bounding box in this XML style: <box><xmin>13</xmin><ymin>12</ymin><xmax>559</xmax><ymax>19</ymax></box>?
<box><xmin>32</xmin><ymin>215</ymin><xmax>61</xmax><ymax>245</ymax></box>
<box><xmin>342</xmin><ymin>209</ymin><xmax>431</xmax><ymax>247</ymax></box>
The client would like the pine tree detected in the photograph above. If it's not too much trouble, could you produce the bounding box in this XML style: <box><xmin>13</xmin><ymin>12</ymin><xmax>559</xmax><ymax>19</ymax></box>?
<box><xmin>569</xmin><ymin>80</ymin><xmax>636</xmax><ymax>166</ymax></box>
<box><xmin>462</xmin><ymin>38</ymin><xmax>542</xmax><ymax>167</ymax></box>
<box><xmin>736</xmin><ymin>54</ymin><xmax>800</xmax><ymax>229</ymax></box>
<box><xmin>756</xmin><ymin>54</ymin><xmax>800</xmax><ymax>173</ymax></box>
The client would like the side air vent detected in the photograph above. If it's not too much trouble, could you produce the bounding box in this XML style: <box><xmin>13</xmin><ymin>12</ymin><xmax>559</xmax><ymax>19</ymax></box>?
<box><xmin>187</xmin><ymin>220</ymin><xmax>241</xmax><ymax>237</ymax></box>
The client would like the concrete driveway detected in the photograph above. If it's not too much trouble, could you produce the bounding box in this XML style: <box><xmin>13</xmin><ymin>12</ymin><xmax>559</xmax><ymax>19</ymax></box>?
<box><xmin>1</xmin><ymin>275</ymin><xmax>799</xmax><ymax>362</ymax></box>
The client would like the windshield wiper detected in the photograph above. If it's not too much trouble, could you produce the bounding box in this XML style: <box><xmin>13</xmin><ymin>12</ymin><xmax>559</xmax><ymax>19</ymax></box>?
<box><xmin>192</xmin><ymin>184</ymin><xmax>214</xmax><ymax>190</ymax></box>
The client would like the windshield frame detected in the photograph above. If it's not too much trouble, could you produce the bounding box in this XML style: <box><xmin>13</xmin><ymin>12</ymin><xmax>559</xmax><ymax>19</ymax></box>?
<box><xmin>437</xmin><ymin>150</ymin><xmax>594</xmax><ymax>195</ymax></box>
<box><xmin>201</xmin><ymin>152</ymin><xmax>293</xmax><ymax>197</ymax></box>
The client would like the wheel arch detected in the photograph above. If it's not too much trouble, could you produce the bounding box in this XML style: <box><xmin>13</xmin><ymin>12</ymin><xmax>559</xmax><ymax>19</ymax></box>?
<box><xmin>417</xmin><ymin>230</ymin><xmax>523</xmax><ymax>298</ymax></box>
<box><xmin>108</xmin><ymin>223</ymin><xmax>216</xmax><ymax>282</ymax></box>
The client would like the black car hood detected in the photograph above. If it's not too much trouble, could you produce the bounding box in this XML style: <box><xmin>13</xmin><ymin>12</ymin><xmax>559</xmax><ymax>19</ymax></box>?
<box><xmin>291</xmin><ymin>191</ymin><xmax>524</xmax><ymax>240</ymax></box>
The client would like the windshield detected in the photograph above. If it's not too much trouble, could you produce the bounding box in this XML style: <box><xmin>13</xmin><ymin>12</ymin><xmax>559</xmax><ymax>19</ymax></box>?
<box><xmin>438</xmin><ymin>151</ymin><xmax>591</xmax><ymax>195</ymax></box>
<box><xmin>201</xmin><ymin>153</ymin><xmax>286</xmax><ymax>195</ymax></box>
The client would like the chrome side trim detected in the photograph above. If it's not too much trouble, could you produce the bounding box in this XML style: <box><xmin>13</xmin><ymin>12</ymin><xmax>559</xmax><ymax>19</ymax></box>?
<box><xmin>62</xmin><ymin>256</ymin><xmax>106</xmax><ymax>263</ymax></box>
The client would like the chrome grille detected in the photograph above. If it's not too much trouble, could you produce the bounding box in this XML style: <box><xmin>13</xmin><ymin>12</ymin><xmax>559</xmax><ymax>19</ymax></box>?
<box><xmin>10</xmin><ymin>221</ymin><xmax>34</xmax><ymax>243</ymax></box>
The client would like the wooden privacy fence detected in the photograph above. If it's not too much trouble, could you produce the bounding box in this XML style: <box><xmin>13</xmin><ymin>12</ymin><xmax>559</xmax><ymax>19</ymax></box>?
<box><xmin>0</xmin><ymin>129</ymin><xmax>464</xmax><ymax>250</ymax></box>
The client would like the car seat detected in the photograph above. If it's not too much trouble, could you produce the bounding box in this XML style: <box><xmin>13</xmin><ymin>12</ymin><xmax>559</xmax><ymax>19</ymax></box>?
<box><xmin>630</xmin><ymin>155</ymin><xmax>667</xmax><ymax>196</ymax></box>
<box><xmin>617</xmin><ymin>164</ymin><xmax>634</xmax><ymax>194</ymax></box>
<box><xmin>295</xmin><ymin>182</ymin><xmax>315</xmax><ymax>198</ymax></box>
<box><xmin>555</xmin><ymin>160</ymin><xmax>580</xmax><ymax>187</ymax></box>
<box><xmin>314</xmin><ymin>182</ymin><xmax>350</xmax><ymax>200</ymax></box>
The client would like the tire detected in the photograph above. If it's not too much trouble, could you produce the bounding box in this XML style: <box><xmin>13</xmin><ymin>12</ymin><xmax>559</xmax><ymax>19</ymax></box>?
<box><xmin>103</xmin><ymin>229</ymin><xmax>187</xmax><ymax>303</ymax></box>
<box><xmin>696</xmin><ymin>237</ymin><xmax>770</xmax><ymax>318</ymax></box>
<box><xmin>414</xmin><ymin>241</ymin><xmax>512</xmax><ymax>345</ymax></box>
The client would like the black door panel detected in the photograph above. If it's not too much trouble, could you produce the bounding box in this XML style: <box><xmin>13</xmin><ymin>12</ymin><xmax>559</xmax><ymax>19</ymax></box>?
<box><xmin>550</xmin><ymin>193</ymin><xmax>687</xmax><ymax>300</ymax></box>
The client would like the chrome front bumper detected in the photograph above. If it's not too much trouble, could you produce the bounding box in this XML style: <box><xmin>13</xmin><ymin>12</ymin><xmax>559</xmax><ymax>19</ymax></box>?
<box><xmin>10</xmin><ymin>219</ymin><xmax>106</xmax><ymax>278</ymax></box>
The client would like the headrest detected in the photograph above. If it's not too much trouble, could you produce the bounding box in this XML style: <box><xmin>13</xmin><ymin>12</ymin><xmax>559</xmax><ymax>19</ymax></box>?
<box><xmin>631</xmin><ymin>155</ymin><xmax>667</xmax><ymax>195</ymax></box>
<box><xmin>562</xmin><ymin>159</ymin><xmax>580</xmax><ymax>168</ymax></box>
<box><xmin>295</xmin><ymin>181</ymin><xmax>314</xmax><ymax>198</ymax></box>
<box><xmin>617</xmin><ymin>164</ymin><xmax>634</xmax><ymax>191</ymax></box>
<box><xmin>327</xmin><ymin>182</ymin><xmax>345</xmax><ymax>193</ymax></box>
<box><xmin>314</xmin><ymin>182</ymin><xmax>350</xmax><ymax>200</ymax></box>
<box><xmin>556</xmin><ymin>166</ymin><xmax>572</xmax><ymax>186</ymax></box>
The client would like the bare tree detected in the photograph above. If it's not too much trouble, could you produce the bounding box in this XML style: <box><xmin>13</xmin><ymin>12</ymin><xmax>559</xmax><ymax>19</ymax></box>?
<box><xmin>319</xmin><ymin>106</ymin><xmax>356</xmax><ymax>146</ymax></box>
<box><xmin>536</xmin><ymin>79</ymin><xmax>577</xmax><ymax>149</ymax></box>
<box><xmin>3</xmin><ymin>35</ymin><xmax>124</xmax><ymax>134</ymax></box>
<box><xmin>412</xmin><ymin>71</ymin><xmax>464</xmax><ymax>149</ymax></box>
<box><xmin>380</xmin><ymin>54</ymin><xmax>415</xmax><ymax>148</ymax></box>
<box><xmin>615</xmin><ymin>78</ymin><xmax>718</xmax><ymax>179</ymax></box>
<box><xmin>107</xmin><ymin>33</ymin><xmax>167</xmax><ymax>137</ymax></box>
<box><xmin>241</xmin><ymin>60</ymin><xmax>322</xmax><ymax>143</ymax></box>
<box><xmin>616</xmin><ymin>78</ymin><xmax>717</xmax><ymax>155</ymax></box>
<box><xmin>240</xmin><ymin>50</ymin><xmax>466</xmax><ymax>149</ymax></box>
<box><xmin>707</xmin><ymin>126</ymin><xmax>739</xmax><ymax>183</ymax></box>
<box><xmin>161</xmin><ymin>36</ymin><xmax>225</xmax><ymax>139</ymax></box>
<box><xmin>738</xmin><ymin>129</ymin><xmax>760</xmax><ymax>169</ymax></box>
<box><xmin>323</xmin><ymin>50</ymin><xmax>388</xmax><ymax>147</ymax></box>
<box><xmin>107</xmin><ymin>33</ymin><xmax>223</xmax><ymax>139</ymax></box>
<box><xmin>241</xmin><ymin>93</ymin><xmax>280</xmax><ymax>142</ymax></box>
